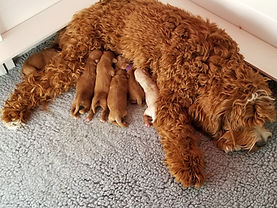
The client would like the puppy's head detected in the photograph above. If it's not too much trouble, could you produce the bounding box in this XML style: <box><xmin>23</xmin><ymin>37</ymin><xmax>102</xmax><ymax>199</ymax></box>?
<box><xmin>102</xmin><ymin>51</ymin><xmax>116</xmax><ymax>63</ymax></box>
<box><xmin>115</xmin><ymin>69</ymin><xmax>129</xmax><ymax>79</ymax></box>
<box><xmin>116</xmin><ymin>55</ymin><xmax>130</xmax><ymax>70</ymax></box>
<box><xmin>88</xmin><ymin>49</ymin><xmax>103</xmax><ymax>63</ymax></box>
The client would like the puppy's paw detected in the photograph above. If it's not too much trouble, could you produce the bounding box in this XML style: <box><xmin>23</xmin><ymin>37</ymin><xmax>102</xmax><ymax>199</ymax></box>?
<box><xmin>79</xmin><ymin>109</ymin><xmax>86</xmax><ymax>115</ymax></box>
<box><xmin>86</xmin><ymin>110</ymin><xmax>94</xmax><ymax>121</ymax></box>
<box><xmin>72</xmin><ymin>114</ymin><xmax>80</xmax><ymax>119</ymax></box>
<box><xmin>143</xmin><ymin>115</ymin><xmax>152</xmax><ymax>127</ymax></box>
<box><xmin>100</xmin><ymin>118</ymin><xmax>106</xmax><ymax>123</ymax></box>
<box><xmin>71</xmin><ymin>105</ymin><xmax>79</xmax><ymax>118</ymax></box>
<box><xmin>119</xmin><ymin>121</ymin><xmax>128</xmax><ymax>128</ymax></box>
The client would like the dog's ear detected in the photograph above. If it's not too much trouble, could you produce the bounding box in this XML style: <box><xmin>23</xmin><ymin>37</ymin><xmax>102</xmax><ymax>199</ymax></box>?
<box><xmin>248</xmin><ymin>91</ymin><xmax>276</xmax><ymax>124</ymax></box>
<box><xmin>231</xmin><ymin>90</ymin><xmax>276</xmax><ymax>128</ymax></box>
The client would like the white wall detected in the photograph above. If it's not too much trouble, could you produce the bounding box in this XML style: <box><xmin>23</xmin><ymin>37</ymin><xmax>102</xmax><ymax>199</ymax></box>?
<box><xmin>0</xmin><ymin>0</ymin><xmax>61</xmax><ymax>33</ymax></box>
<box><xmin>190</xmin><ymin>0</ymin><xmax>277</xmax><ymax>48</ymax></box>
<box><xmin>239</xmin><ymin>0</ymin><xmax>277</xmax><ymax>20</ymax></box>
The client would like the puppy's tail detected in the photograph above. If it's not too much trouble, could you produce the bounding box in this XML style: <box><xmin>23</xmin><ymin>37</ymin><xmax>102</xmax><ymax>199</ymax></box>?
<box><xmin>87</xmin><ymin>96</ymin><xmax>98</xmax><ymax>121</ymax></box>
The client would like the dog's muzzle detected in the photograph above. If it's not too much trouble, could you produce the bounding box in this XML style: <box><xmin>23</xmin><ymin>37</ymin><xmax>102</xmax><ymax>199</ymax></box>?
<box><xmin>254</xmin><ymin>126</ymin><xmax>272</xmax><ymax>147</ymax></box>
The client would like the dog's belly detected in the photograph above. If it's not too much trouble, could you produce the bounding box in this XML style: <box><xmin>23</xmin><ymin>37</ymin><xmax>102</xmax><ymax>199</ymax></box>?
<box><xmin>98</xmin><ymin>1</ymin><xmax>172</xmax><ymax>72</ymax></box>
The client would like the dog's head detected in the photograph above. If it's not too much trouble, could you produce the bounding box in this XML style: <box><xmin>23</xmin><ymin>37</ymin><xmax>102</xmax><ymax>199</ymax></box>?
<box><xmin>221</xmin><ymin>88</ymin><xmax>276</xmax><ymax>152</ymax></box>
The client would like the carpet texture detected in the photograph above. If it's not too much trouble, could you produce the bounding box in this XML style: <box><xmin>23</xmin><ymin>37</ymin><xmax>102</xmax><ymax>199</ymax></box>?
<box><xmin>0</xmin><ymin>37</ymin><xmax>277</xmax><ymax>208</ymax></box>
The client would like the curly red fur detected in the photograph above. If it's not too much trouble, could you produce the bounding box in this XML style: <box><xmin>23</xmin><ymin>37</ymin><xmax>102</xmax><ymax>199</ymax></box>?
<box><xmin>1</xmin><ymin>0</ymin><xmax>276</xmax><ymax>188</ymax></box>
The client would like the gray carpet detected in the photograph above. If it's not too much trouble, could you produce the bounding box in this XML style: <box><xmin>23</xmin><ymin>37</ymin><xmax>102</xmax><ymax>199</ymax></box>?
<box><xmin>0</xmin><ymin>37</ymin><xmax>277</xmax><ymax>208</ymax></box>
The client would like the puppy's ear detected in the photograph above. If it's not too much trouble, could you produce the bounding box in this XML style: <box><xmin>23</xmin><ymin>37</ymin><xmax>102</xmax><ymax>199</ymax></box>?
<box><xmin>112</xmin><ymin>58</ymin><xmax>117</xmax><ymax>64</ymax></box>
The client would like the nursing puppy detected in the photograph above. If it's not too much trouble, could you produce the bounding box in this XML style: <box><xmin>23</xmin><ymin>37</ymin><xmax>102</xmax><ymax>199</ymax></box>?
<box><xmin>71</xmin><ymin>49</ymin><xmax>103</xmax><ymax>118</ymax></box>
<box><xmin>21</xmin><ymin>48</ymin><xmax>59</xmax><ymax>76</ymax></box>
<box><xmin>135</xmin><ymin>68</ymin><xmax>159</xmax><ymax>127</ymax></box>
<box><xmin>87</xmin><ymin>51</ymin><xmax>116</xmax><ymax>122</ymax></box>
<box><xmin>118</xmin><ymin>56</ymin><xmax>145</xmax><ymax>105</ymax></box>
<box><xmin>128</xmin><ymin>66</ymin><xmax>145</xmax><ymax>105</ymax></box>
<box><xmin>107</xmin><ymin>68</ymin><xmax>129</xmax><ymax>127</ymax></box>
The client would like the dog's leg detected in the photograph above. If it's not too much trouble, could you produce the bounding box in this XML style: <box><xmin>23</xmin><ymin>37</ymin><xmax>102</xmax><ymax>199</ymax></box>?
<box><xmin>154</xmin><ymin>90</ymin><xmax>205</xmax><ymax>188</ymax></box>
<box><xmin>1</xmin><ymin>56</ymin><xmax>81</xmax><ymax>126</ymax></box>
<box><xmin>1</xmin><ymin>3</ymin><xmax>105</xmax><ymax>126</ymax></box>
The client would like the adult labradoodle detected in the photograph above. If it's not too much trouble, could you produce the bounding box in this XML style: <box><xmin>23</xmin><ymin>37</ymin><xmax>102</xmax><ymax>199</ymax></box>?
<box><xmin>1</xmin><ymin>0</ymin><xmax>276</xmax><ymax>188</ymax></box>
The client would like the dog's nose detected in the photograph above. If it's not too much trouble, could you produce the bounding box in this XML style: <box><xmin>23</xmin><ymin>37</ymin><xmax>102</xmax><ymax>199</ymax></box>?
<box><xmin>256</xmin><ymin>140</ymin><xmax>267</xmax><ymax>147</ymax></box>
<box><xmin>254</xmin><ymin>126</ymin><xmax>272</xmax><ymax>147</ymax></box>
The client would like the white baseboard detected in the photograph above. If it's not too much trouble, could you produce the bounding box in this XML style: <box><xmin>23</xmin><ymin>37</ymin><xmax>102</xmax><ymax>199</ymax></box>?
<box><xmin>0</xmin><ymin>64</ymin><xmax>7</xmax><ymax>76</ymax></box>
<box><xmin>0</xmin><ymin>0</ymin><xmax>96</xmax><ymax>67</ymax></box>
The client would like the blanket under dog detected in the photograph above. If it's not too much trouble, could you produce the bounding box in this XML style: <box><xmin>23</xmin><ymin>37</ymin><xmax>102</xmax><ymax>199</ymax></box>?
<box><xmin>0</xmin><ymin>37</ymin><xmax>276</xmax><ymax>207</ymax></box>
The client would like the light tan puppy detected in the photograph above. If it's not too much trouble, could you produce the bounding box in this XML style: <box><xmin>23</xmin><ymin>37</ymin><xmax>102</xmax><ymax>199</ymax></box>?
<box><xmin>107</xmin><ymin>69</ymin><xmax>129</xmax><ymax>127</ymax></box>
<box><xmin>71</xmin><ymin>49</ymin><xmax>103</xmax><ymax>118</ymax></box>
<box><xmin>87</xmin><ymin>51</ymin><xmax>116</xmax><ymax>122</ymax></box>
<box><xmin>134</xmin><ymin>68</ymin><xmax>159</xmax><ymax>127</ymax></box>
<box><xmin>21</xmin><ymin>48</ymin><xmax>59</xmax><ymax>76</ymax></box>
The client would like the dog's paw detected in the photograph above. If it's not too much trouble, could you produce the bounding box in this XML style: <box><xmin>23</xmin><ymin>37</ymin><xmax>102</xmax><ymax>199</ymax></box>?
<box><xmin>165</xmin><ymin>149</ymin><xmax>205</xmax><ymax>188</ymax></box>
<box><xmin>216</xmin><ymin>140</ymin><xmax>234</xmax><ymax>153</ymax></box>
<box><xmin>1</xmin><ymin>108</ymin><xmax>24</xmax><ymax>129</ymax></box>
<box><xmin>2</xmin><ymin>120</ymin><xmax>23</xmax><ymax>130</ymax></box>
<box><xmin>169</xmin><ymin>160</ymin><xmax>204</xmax><ymax>188</ymax></box>
<box><xmin>216</xmin><ymin>138</ymin><xmax>241</xmax><ymax>153</ymax></box>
